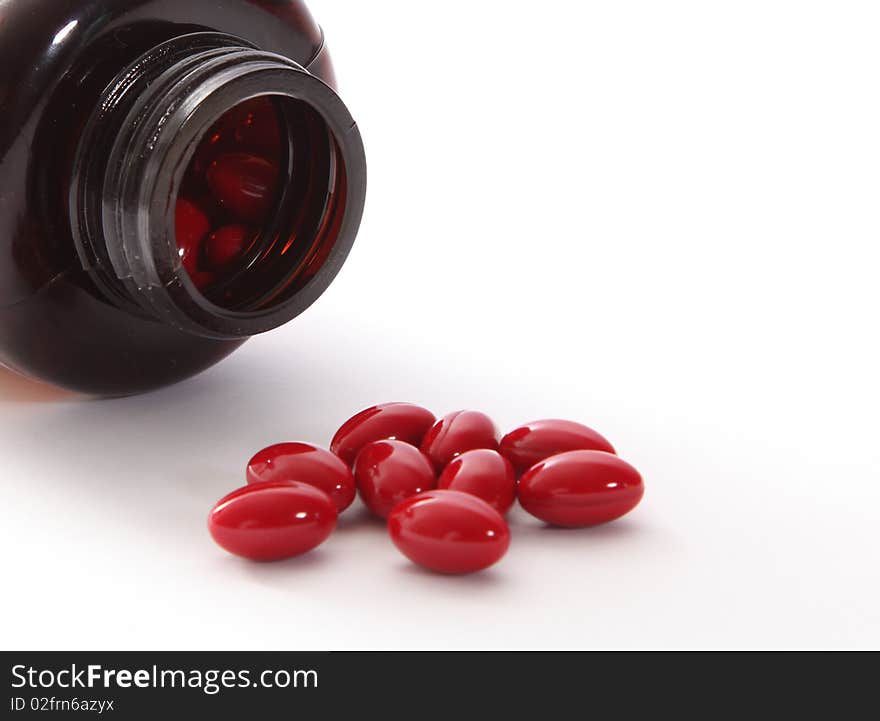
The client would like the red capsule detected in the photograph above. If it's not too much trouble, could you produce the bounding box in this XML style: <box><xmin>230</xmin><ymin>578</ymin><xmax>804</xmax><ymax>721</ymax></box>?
<box><xmin>187</xmin><ymin>99</ymin><xmax>282</xmax><ymax>186</ymax></box>
<box><xmin>388</xmin><ymin>490</ymin><xmax>511</xmax><ymax>575</ymax></box>
<box><xmin>175</xmin><ymin>198</ymin><xmax>211</xmax><ymax>276</ymax></box>
<box><xmin>204</xmin><ymin>224</ymin><xmax>257</xmax><ymax>270</ymax></box>
<box><xmin>206</xmin><ymin>152</ymin><xmax>280</xmax><ymax>223</ymax></box>
<box><xmin>354</xmin><ymin>440</ymin><xmax>436</xmax><ymax>519</ymax></box>
<box><xmin>331</xmin><ymin>403</ymin><xmax>437</xmax><ymax>466</ymax></box>
<box><xmin>208</xmin><ymin>481</ymin><xmax>337</xmax><ymax>561</ymax></box>
<box><xmin>518</xmin><ymin>450</ymin><xmax>644</xmax><ymax>528</ymax></box>
<box><xmin>500</xmin><ymin>419</ymin><xmax>616</xmax><ymax>472</ymax></box>
<box><xmin>224</xmin><ymin>97</ymin><xmax>283</xmax><ymax>156</ymax></box>
<box><xmin>188</xmin><ymin>271</ymin><xmax>217</xmax><ymax>291</ymax></box>
<box><xmin>437</xmin><ymin>449</ymin><xmax>516</xmax><ymax>514</ymax></box>
<box><xmin>420</xmin><ymin>410</ymin><xmax>498</xmax><ymax>470</ymax></box>
<box><xmin>218</xmin><ymin>97</ymin><xmax>283</xmax><ymax>156</ymax></box>
<box><xmin>246</xmin><ymin>442</ymin><xmax>356</xmax><ymax>512</ymax></box>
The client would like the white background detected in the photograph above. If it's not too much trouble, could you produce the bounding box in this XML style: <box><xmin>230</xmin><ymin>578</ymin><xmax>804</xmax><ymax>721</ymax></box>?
<box><xmin>1</xmin><ymin>0</ymin><xmax>879</xmax><ymax>650</ymax></box>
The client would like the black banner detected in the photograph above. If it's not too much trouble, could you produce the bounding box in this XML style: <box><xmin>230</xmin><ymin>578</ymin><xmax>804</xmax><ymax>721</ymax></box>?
<box><xmin>2</xmin><ymin>651</ymin><xmax>874</xmax><ymax>718</ymax></box>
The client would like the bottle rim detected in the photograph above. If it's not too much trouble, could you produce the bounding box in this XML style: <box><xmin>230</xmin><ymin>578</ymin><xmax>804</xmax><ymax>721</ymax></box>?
<box><xmin>70</xmin><ymin>33</ymin><xmax>366</xmax><ymax>340</ymax></box>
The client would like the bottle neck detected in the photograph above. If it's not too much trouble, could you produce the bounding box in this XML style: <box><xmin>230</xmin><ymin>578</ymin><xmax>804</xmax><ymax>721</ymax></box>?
<box><xmin>70</xmin><ymin>33</ymin><xmax>366</xmax><ymax>340</ymax></box>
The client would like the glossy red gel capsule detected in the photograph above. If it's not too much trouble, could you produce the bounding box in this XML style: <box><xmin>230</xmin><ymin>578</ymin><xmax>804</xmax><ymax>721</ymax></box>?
<box><xmin>388</xmin><ymin>490</ymin><xmax>511</xmax><ymax>575</ymax></box>
<box><xmin>499</xmin><ymin>419</ymin><xmax>616</xmax><ymax>472</ymax></box>
<box><xmin>354</xmin><ymin>440</ymin><xmax>436</xmax><ymax>519</ymax></box>
<box><xmin>189</xmin><ymin>271</ymin><xmax>217</xmax><ymax>291</ymax></box>
<box><xmin>231</xmin><ymin>97</ymin><xmax>282</xmax><ymax>155</ymax></box>
<box><xmin>187</xmin><ymin>99</ymin><xmax>281</xmax><ymax>184</ymax></box>
<box><xmin>518</xmin><ymin>450</ymin><xmax>644</xmax><ymax>528</ymax></box>
<box><xmin>437</xmin><ymin>449</ymin><xmax>516</xmax><ymax>514</ymax></box>
<box><xmin>175</xmin><ymin>199</ymin><xmax>211</xmax><ymax>276</ymax></box>
<box><xmin>331</xmin><ymin>403</ymin><xmax>437</xmax><ymax>466</ymax></box>
<box><xmin>208</xmin><ymin>481</ymin><xmax>337</xmax><ymax>561</ymax></box>
<box><xmin>204</xmin><ymin>224</ymin><xmax>256</xmax><ymax>270</ymax></box>
<box><xmin>420</xmin><ymin>410</ymin><xmax>498</xmax><ymax>470</ymax></box>
<box><xmin>206</xmin><ymin>152</ymin><xmax>280</xmax><ymax>223</ymax></box>
<box><xmin>246</xmin><ymin>442</ymin><xmax>356</xmax><ymax>512</ymax></box>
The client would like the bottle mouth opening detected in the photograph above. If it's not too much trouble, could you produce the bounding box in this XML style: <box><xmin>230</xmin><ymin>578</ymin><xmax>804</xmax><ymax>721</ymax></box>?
<box><xmin>173</xmin><ymin>93</ymin><xmax>349</xmax><ymax>315</ymax></box>
<box><xmin>70</xmin><ymin>34</ymin><xmax>366</xmax><ymax>340</ymax></box>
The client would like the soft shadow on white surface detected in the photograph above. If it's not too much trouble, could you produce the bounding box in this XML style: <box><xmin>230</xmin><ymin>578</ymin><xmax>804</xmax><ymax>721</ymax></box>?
<box><xmin>240</xmin><ymin>548</ymin><xmax>334</xmax><ymax>574</ymax></box>
<box><xmin>335</xmin><ymin>505</ymin><xmax>384</xmax><ymax>532</ymax></box>
<box><xmin>512</xmin><ymin>516</ymin><xmax>648</xmax><ymax>543</ymax></box>
<box><xmin>394</xmin><ymin>563</ymin><xmax>509</xmax><ymax>589</ymax></box>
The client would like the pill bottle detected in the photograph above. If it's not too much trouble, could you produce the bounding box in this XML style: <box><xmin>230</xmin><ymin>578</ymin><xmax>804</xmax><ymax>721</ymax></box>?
<box><xmin>0</xmin><ymin>0</ymin><xmax>366</xmax><ymax>395</ymax></box>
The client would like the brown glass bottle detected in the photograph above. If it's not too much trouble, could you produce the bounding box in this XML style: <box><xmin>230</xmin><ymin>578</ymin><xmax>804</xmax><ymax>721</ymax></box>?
<box><xmin>0</xmin><ymin>0</ymin><xmax>366</xmax><ymax>395</ymax></box>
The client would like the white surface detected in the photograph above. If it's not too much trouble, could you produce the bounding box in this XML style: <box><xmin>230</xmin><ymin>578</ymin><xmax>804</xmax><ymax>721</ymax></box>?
<box><xmin>2</xmin><ymin>0</ymin><xmax>879</xmax><ymax>650</ymax></box>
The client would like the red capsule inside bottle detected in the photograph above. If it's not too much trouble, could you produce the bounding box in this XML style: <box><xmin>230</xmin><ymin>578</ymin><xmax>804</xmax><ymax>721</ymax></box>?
<box><xmin>204</xmin><ymin>224</ymin><xmax>257</xmax><ymax>271</ymax></box>
<box><xmin>170</xmin><ymin>92</ymin><xmax>358</xmax><ymax>317</ymax></box>
<box><xmin>188</xmin><ymin>270</ymin><xmax>217</xmax><ymax>289</ymax></box>
<box><xmin>211</xmin><ymin>96</ymin><xmax>283</xmax><ymax>159</ymax></box>
<box><xmin>174</xmin><ymin>199</ymin><xmax>211</xmax><ymax>279</ymax></box>
<box><xmin>174</xmin><ymin>97</ymin><xmax>285</xmax><ymax>297</ymax></box>
<box><xmin>206</xmin><ymin>152</ymin><xmax>280</xmax><ymax>224</ymax></box>
<box><xmin>186</xmin><ymin>97</ymin><xmax>282</xmax><ymax>194</ymax></box>
<box><xmin>353</xmin><ymin>440</ymin><xmax>437</xmax><ymax>519</ymax></box>
<box><xmin>246</xmin><ymin>442</ymin><xmax>356</xmax><ymax>513</ymax></box>
<box><xmin>388</xmin><ymin>490</ymin><xmax>511</xmax><ymax>575</ymax></box>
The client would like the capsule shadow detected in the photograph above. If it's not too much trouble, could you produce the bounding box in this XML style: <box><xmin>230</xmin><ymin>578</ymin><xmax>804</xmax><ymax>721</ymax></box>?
<box><xmin>395</xmin><ymin>562</ymin><xmax>509</xmax><ymax>589</ymax></box>
<box><xmin>336</xmin><ymin>505</ymin><xmax>384</xmax><ymax>532</ymax></box>
<box><xmin>238</xmin><ymin>547</ymin><xmax>332</xmax><ymax>576</ymax></box>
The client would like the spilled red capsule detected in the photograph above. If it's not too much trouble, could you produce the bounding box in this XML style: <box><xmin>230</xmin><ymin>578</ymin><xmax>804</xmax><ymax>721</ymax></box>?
<box><xmin>518</xmin><ymin>450</ymin><xmax>644</xmax><ymax>528</ymax></box>
<box><xmin>354</xmin><ymin>440</ymin><xmax>436</xmax><ymax>519</ymax></box>
<box><xmin>175</xmin><ymin>198</ymin><xmax>211</xmax><ymax>276</ymax></box>
<box><xmin>388</xmin><ymin>490</ymin><xmax>511</xmax><ymax>574</ymax></box>
<box><xmin>246</xmin><ymin>442</ymin><xmax>356</xmax><ymax>512</ymax></box>
<box><xmin>331</xmin><ymin>403</ymin><xmax>436</xmax><ymax>466</ymax></box>
<box><xmin>437</xmin><ymin>449</ymin><xmax>516</xmax><ymax>514</ymax></box>
<box><xmin>500</xmin><ymin>419</ymin><xmax>616</xmax><ymax>472</ymax></box>
<box><xmin>204</xmin><ymin>224</ymin><xmax>256</xmax><ymax>270</ymax></box>
<box><xmin>208</xmin><ymin>481</ymin><xmax>337</xmax><ymax>561</ymax></box>
<box><xmin>420</xmin><ymin>410</ymin><xmax>498</xmax><ymax>470</ymax></box>
<box><xmin>206</xmin><ymin>152</ymin><xmax>280</xmax><ymax>223</ymax></box>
